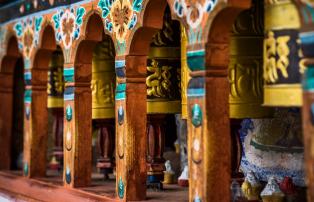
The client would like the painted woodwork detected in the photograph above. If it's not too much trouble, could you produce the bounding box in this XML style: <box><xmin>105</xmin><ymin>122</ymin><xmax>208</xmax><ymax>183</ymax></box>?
<box><xmin>296</xmin><ymin>0</ymin><xmax>314</xmax><ymax>201</ymax></box>
<box><xmin>263</xmin><ymin>0</ymin><xmax>302</xmax><ymax>106</ymax></box>
<box><xmin>2</xmin><ymin>0</ymin><xmax>311</xmax><ymax>202</ymax></box>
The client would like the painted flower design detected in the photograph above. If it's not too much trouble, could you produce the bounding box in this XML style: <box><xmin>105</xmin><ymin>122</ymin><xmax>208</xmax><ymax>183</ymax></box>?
<box><xmin>22</xmin><ymin>26</ymin><xmax>34</xmax><ymax>58</ymax></box>
<box><xmin>110</xmin><ymin>0</ymin><xmax>133</xmax><ymax>43</ymax></box>
<box><xmin>174</xmin><ymin>0</ymin><xmax>217</xmax><ymax>29</ymax></box>
<box><xmin>60</xmin><ymin>10</ymin><xmax>75</xmax><ymax>49</ymax></box>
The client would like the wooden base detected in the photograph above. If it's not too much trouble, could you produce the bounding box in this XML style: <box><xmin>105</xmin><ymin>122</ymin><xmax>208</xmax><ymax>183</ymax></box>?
<box><xmin>0</xmin><ymin>171</ymin><xmax>188</xmax><ymax>201</ymax></box>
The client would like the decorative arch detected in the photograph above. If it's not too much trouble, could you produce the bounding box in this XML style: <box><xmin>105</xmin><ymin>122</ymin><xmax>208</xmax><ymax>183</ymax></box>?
<box><xmin>0</xmin><ymin>34</ymin><xmax>23</xmax><ymax>170</ymax></box>
<box><xmin>63</xmin><ymin>12</ymin><xmax>116</xmax><ymax>188</ymax></box>
<box><xmin>24</xmin><ymin>24</ymin><xmax>63</xmax><ymax>178</ymax></box>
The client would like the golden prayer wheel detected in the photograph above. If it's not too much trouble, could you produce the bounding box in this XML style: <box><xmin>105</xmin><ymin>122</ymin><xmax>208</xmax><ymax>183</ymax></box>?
<box><xmin>229</xmin><ymin>0</ymin><xmax>272</xmax><ymax>118</ymax></box>
<box><xmin>146</xmin><ymin>15</ymin><xmax>181</xmax><ymax>114</ymax></box>
<box><xmin>263</xmin><ymin>0</ymin><xmax>302</xmax><ymax>106</ymax></box>
<box><xmin>47</xmin><ymin>48</ymin><xmax>64</xmax><ymax>108</ymax></box>
<box><xmin>91</xmin><ymin>39</ymin><xmax>115</xmax><ymax>119</ymax></box>
<box><xmin>181</xmin><ymin>24</ymin><xmax>189</xmax><ymax>119</ymax></box>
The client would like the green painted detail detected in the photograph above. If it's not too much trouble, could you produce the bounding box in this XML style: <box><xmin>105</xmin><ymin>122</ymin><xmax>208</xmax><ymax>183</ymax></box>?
<box><xmin>64</xmin><ymin>68</ymin><xmax>74</xmax><ymax>83</ymax></box>
<box><xmin>191</xmin><ymin>104</ymin><xmax>202</xmax><ymax>127</ymax></box>
<box><xmin>118</xmin><ymin>177</ymin><xmax>125</xmax><ymax>199</ymax></box>
<box><xmin>303</xmin><ymin>66</ymin><xmax>314</xmax><ymax>91</ymax></box>
<box><xmin>24</xmin><ymin>90</ymin><xmax>32</xmax><ymax>103</ymax></box>
<box><xmin>76</xmin><ymin>7</ymin><xmax>85</xmax><ymax>26</ymax></box>
<box><xmin>14</xmin><ymin>22</ymin><xmax>23</xmax><ymax>37</ymax></box>
<box><xmin>35</xmin><ymin>16</ymin><xmax>43</xmax><ymax>32</ymax></box>
<box><xmin>23</xmin><ymin>162</ymin><xmax>28</xmax><ymax>176</ymax></box>
<box><xmin>187</xmin><ymin>50</ymin><xmax>205</xmax><ymax>71</ymax></box>
<box><xmin>66</xmin><ymin>105</ymin><xmax>72</xmax><ymax>121</ymax></box>
<box><xmin>116</xmin><ymin>83</ymin><xmax>126</xmax><ymax>100</ymax></box>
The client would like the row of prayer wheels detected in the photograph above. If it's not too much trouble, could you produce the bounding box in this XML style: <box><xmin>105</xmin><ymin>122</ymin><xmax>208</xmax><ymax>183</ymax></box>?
<box><xmin>45</xmin><ymin>0</ymin><xmax>304</xmax><ymax>179</ymax></box>
<box><xmin>46</xmin><ymin>0</ymin><xmax>303</xmax><ymax>127</ymax></box>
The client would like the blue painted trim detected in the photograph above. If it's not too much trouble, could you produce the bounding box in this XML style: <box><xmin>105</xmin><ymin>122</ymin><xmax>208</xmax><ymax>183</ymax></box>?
<box><xmin>64</xmin><ymin>86</ymin><xmax>74</xmax><ymax>101</ymax></box>
<box><xmin>300</xmin><ymin>31</ymin><xmax>314</xmax><ymax>45</ymax></box>
<box><xmin>115</xmin><ymin>60</ymin><xmax>125</xmax><ymax>68</ymax></box>
<box><xmin>187</xmin><ymin>88</ymin><xmax>205</xmax><ymax>97</ymax></box>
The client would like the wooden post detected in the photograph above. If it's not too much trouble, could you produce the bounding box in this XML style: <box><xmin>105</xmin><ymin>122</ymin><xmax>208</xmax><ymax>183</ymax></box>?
<box><xmin>63</xmin><ymin>64</ymin><xmax>92</xmax><ymax>187</ymax></box>
<box><xmin>0</xmin><ymin>72</ymin><xmax>13</xmax><ymax>170</ymax></box>
<box><xmin>115</xmin><ymin>55</ymin><xmax>147</xmax><ymax>201</ymax></box>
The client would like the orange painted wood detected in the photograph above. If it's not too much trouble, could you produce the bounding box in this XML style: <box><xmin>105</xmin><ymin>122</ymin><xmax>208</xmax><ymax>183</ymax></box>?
<box><xmin>0</xmin><ymin>171</ymin><xmax>116</xmax><ymax>202</ymax></box>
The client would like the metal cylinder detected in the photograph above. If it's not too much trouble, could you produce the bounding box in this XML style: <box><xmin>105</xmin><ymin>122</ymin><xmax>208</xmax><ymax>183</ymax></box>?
<box><xmin>263</xmin><ymin>0</ymin><xmax>302</xmax><ymax>106</ymax></box>
<box><xmin>47</xmin><ymin>48</ymin><xmax>64</xmax><ymax>108</ymax></box>
<box><xmin>91</xmin><ymin>38</ymin><xmax>115</xmax><ymax>120</ymax></box>
<box><xmin>146</xmin><ymin>12</ymin><xmax>181</xmax><ymax>114</ymax></box>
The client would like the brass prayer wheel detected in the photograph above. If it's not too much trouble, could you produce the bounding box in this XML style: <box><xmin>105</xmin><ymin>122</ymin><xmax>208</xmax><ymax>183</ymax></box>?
<box><xmin>91</xmin><ymin>38</ymin><xmax>115</xmax><ymax>120</ymax></box>
<box><xmin>263</xmin><ymin>0</ymin><xmax>302</xmax><ymax>106</ymax></box>
<box><xmin>146</xmin><ymin>11</ymin><xmax>181</xmax><ymax>114</ymax></box>
<box><xmin>229</xmin><ymin>0</ymin><xmax>273</xmax><ymax>118</ymax></box>
<box><xmin>47</xmin><ymin>48</ymin><xmax>64</xmax><ymax>108</ymax></box>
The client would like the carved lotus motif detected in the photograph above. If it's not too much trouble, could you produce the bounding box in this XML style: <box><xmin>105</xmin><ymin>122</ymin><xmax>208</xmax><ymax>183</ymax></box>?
<box><xmin>110</xmin><ymin>0</ymin><xmax>133</xmax><ymax>43</ymax></box>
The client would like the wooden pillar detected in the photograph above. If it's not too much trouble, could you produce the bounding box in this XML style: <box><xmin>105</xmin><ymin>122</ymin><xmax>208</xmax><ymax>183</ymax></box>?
<box><xmin>0</xmin><ymin>72</ymin><xmax>13</xmax><ymax>170</ymax></box>
<box><xmin>63</xmin><ymin>64</ymin><xmax>92</xmax><ymax>187</ymax></box>
<box><xmin>187</xmin><ymin>48</ymin><xmax>230</xmax><ymax>201</ymax></box>
<box><xmin>115</xmin><ymin>56</ymin><xmax>147</xmax><ymax>201</ymax></box>
<box><xmin>299</xmin><ymin>12</ymin><xmax>314</xmax><ymax>202</ymax></box>
<box><xmin>25</xmin><ymin>67</ymin><xmax>48</xmax><ymax>177</ymax></box>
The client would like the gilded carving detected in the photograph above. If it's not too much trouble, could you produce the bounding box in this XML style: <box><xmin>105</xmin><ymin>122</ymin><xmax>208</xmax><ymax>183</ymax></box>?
<box><xmin>264</xmin><ymin>31</ymin><xmax>290</xmax><ymax>83</ymax></box>
<box><xmin>146</xmin><ymin>60</ymin><xmax>173</xmax><ymax>98</ymax></box>
<box><xmin>91</xmin><ymin>80</ymin><xmax>114</xmax><ymax>105</ymax></box>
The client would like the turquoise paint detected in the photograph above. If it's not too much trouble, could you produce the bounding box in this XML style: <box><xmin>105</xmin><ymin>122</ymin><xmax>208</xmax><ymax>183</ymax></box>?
<box><xmin>66</xmin><ymin>105</ymin><xmax>73</xmax><ymax>121</ymax></box>
<box><xmin>76</xmin><ymin>7</ymin><xmax>85</xmax><ymax>26</ymax></box>
<box><xmin>35</xmin><ymin>16</ymin><xmax>43</xmax><ymax>32</ymax></box>
<box><xmin>118</xmin><ymin>177</ymin><xmax>125</xmax><ymax>199</ymax></box>
<box><xmin>98</xmin><ymin>0</ymin><xmax>113</xmax><ymax>18</ymax></box>
<box><xmin>24</xmin><ymin>89</ymin><xmax>32</xmax><ymax>103</ymax></box>
<box><xmin>303</xmin><ymin>66</ymin><xmax>314</xmax><ymax>91</ymax></box>
<box><xmin>187</xmin><ymin>88</ymin><xmax>205</xmax><ymax>97</ymax></box>
<box><xmin>23</xmin><ymin>162</ymin><xmax>29</xmax><ymax>176</ymax></box>
<box><xmin>115</xmin><ymin>83</ymin><xmax>126</xmax><ymax>100</ymax></box>
<box><xmin>115</xmin><ymin>60</ymin><xmax>125</xmax><ymax>68</ymax></box>
<box><xmin>187</xmin><ymin>49</ymin><xmax>205</xmax><ymax>71</ymax></box>
<box><xmin>64</xmin><ymin>68</ymin><xmax>74</xmax><ymax>83</ymax></box>
<box><xmin>65</xmin><ymin>167</ymin><xmax>71</xmax><ymax>184</ymax></box>
<box><xmin>191</xmin><ymin>104</ymin><xmax>202</xmax><ymax>127</ymax></box>
<box><xmin>132</xmin><ymin>0</ymin><xmax>143</xmax><ymax>13</ymax></box>
<box><xmin>14</xmin><ymin>22</ymin><xmax>23</xmax><ymax>37</ymax></box>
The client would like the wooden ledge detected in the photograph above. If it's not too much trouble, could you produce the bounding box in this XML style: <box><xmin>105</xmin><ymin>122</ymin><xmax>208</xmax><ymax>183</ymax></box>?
<box><xmin>0</xmin><ymin>171</ymin><xmax>117</xmax><ymax>202</ymax></box>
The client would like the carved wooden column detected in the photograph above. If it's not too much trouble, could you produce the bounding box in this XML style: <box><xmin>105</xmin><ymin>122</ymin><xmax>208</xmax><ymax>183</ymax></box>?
<box><xmin>296</xmin><ymin>1</ymin><xmax>314</xmax><ymax>201</ymax></box>
<box><xmin>0</xmin><ymin>71</ymin><xmax>14</xmax><ymax>170</ymax></box>
<box><xmin>115</xmin><ymin>55</ymin><xmax>147</xmax><ymax>201</ymax></box>
<box><xmin>63</xmin><ymin>63</ymin><xmax>92</xmax><ymax>187</ymax></box>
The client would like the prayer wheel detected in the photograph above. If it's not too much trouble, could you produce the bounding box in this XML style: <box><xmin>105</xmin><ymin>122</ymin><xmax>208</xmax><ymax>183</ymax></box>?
<box><xmin>263</xmin><ymin>0</ymin><xmax>302</xmax><ymax>106</ymax></box>
<box><xmin>146</xmin><ymin>7</ymin><xmax>181</xmax><ymax>187</ymax></box>
<box><xmin>47</xmin><ymin>48</ymin><xmax>64</xmax><ymax>170</ymax></box>
<box><xmin>91</xmin><ymin>37</ymin><xmax>116</xmax><ymax>177</ymax></box>
<box><xmin>229</xmin><ymin>0</ymin><xmax>272</xmax><ymax>118</ymax></box>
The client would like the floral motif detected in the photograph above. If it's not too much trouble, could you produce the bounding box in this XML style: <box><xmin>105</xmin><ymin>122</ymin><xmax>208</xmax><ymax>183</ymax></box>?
<box><xmin>174</xmin><ymin>0</ymin><xmax>217</xmax><ymax>29</ymax></box>
<box><xmin>13</xmin><ymin>16</ymin><xmax>43</xmax><ymax>66</ymax></box>
<box><xmin>110</xmin><ymin>0</ymin><xmax>133</xmax><ymax>42</ymax></box>
<box><xmin>52</xmin><ymin>7</ymin><xmax>85</xmax><ymax>49</ymax></box>
<box><xmin>98</xmin><ymin>0</ymin><xmax>143</xmax><ymax>45</ymax></box>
